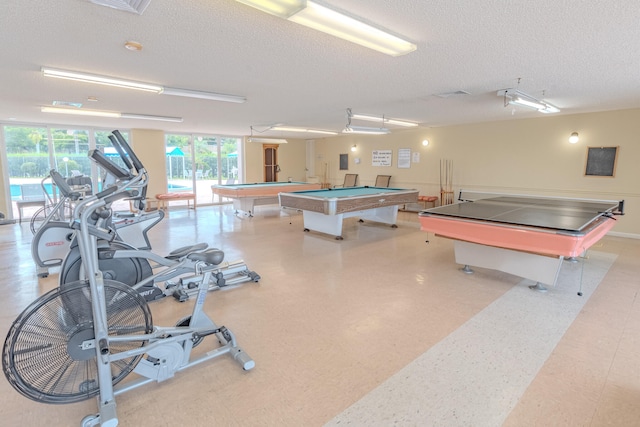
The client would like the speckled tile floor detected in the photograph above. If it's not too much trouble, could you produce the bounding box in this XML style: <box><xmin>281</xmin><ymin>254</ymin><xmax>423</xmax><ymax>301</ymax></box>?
<box><xmin>1</xmin><ymin>205</ymin><xmax>639</xmax><ymax>427</ymax></box>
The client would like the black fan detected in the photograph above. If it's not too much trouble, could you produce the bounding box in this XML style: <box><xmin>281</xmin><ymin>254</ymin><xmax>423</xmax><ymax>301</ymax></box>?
<box><xmin>3</xmin><ymin>280</ymin><xmax>152</xmax><ymax>404</ymax></box>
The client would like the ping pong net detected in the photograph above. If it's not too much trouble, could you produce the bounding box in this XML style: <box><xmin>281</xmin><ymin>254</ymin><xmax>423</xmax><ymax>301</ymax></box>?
<box><xmin>438</xmin><ymin>190</ymin><xmax>626</xmax><ymax>233</ymax></box>
<box><xmin>458</xmin><ymin>190</ymin><xmax>623</xmax><ymax>213</ymax></box>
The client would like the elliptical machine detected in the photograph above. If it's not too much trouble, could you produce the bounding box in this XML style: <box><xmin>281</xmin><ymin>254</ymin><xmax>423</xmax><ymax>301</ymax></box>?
<box><xmin>58</xmin><ymin>130</ymin><xmax>260</xmax><ymax>302</ymax></box>
<box><xmin>30</xmin><ymin>168</ymin><xmax>164</xmax><ymax>279</ymax></box>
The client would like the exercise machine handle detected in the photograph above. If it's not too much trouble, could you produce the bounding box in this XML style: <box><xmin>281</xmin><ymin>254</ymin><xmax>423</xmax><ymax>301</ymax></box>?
<box><xmin>112</xmin><ymin>130</ymin><xmax>145</xmax><ymax>173</ymax></box>
<box><xmin>94</xmin><ymin>185</ymin><xmax>119</xmax><ymax>200</ymax></box>
<box><xmin>107</xmin><ymin>134</ymin><xmax>134</xmax><ymax>171</ymax></box>
<box><xmin>49</xmin><ymin>169</ymin><xmax>82</xmax><ymax>200</ymax></box>
<box><xmin>89</xmin><ymin>149</ymin><xmax>133</xmax><ymax>180</ymax></box>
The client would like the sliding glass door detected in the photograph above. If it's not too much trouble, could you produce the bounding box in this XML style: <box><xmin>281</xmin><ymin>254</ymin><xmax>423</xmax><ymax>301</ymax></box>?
<box><xmin>165</xmin><ymin>134</ymin><xmax>241</xmax><ymax>206</ymax></box>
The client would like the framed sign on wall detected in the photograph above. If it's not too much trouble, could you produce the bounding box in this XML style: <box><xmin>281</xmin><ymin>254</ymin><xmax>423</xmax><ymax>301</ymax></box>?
<box><xmin>372</xmin><ymin>150</ymin><xmax>392</xmax><ymax>166</ymax></box>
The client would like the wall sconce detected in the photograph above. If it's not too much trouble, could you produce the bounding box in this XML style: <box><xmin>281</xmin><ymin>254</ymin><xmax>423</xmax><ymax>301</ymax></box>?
<box><xmin>569</xmin><ymin>132</ymin><xmax>579</xmax><ymax>144</ymax></box>
<box><xmin>351</xmin><ymin>145</ymin><xmax>357</xmax><ymax>152</ymax></box>
<box><xmin>422</xmin><ymin>139</ymin><xmax>429</xmax><ymax>146</ymax></box>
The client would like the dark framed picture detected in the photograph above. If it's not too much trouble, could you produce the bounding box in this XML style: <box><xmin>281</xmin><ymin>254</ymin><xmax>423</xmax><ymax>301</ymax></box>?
<box><xmin>585</xmin><ymin>146</ymin><xmax>618</xmax><ymax>177</ymax></box>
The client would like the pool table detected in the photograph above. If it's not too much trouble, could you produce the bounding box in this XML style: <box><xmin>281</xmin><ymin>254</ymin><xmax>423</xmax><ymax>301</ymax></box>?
<box><xmin>279</xmin><ymin>186</ymin><xmax>419</xmax><ymax>239</ymax></box>
<box><xmin>211</xmin><ymin>181</ymin><xmax>322</xmax><ymax>216</ymax></box>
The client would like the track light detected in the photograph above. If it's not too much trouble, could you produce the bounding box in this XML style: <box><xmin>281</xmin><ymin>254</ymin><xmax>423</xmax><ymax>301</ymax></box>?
<box><xmin>42</xmin><ymin>67</ymin><xmax>162</xmax><ymax>92</ymax></box>
<box><xmin>41</xmin><ymin>106</ymin><xmax>183</xmax><ymax>122</ymax></box>
<box><xmin>343</xmin><ymin>125</ymin><xmax>390</xmax><ymax>135</ymax></box>
<box><xmin>160</xmin><ymin>87</ymin><xmax>246</xmax><ymax>103</ymax></box>
<box><xmin>234</xmin><ymin>1</ymin><xmax>416</xmax><ymax>56</ymax></box>
<box><xmin>234</xmin><ymin>0</ymin><xmax>306</xmax><ymax>18</ymax></box>
<box><xmin>42</xmin><ymin>67</ymin><xmax>246</xmax><ymax>103</ymax></box>
<box><xmin>344</xmin><ymin>108</ymin><xmax>390</xmax><ymax>134</ymax></box>
<box><xmin>569</xmin><ymin>132</ymin><xmax>579</xmax><ymax>144</ymax></box>
<box><xmin>350</xmin><ymin>113</ymin><xmax>418</xmax><ymax>127</ymax></box>
<box><xmin>248</xmin><ymin>137</ymin><xmax>288</xmax><ymax>143</ymax></box>
<box><xmin>270</xmin><ymin>126</ymin><xmax>338</xmax><ymax>135</ymax></box>
<box><xmin>498</xmin><ymin>88</ymin><xmax>560</xmax><ymax>114</ymax></box>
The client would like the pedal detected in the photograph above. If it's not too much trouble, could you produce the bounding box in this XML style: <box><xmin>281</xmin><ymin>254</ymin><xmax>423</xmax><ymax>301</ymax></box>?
<box><xmin>172</xmin><ymin>288</ymin><xmax>190</xmax><ymax>302</ymax></box>
<box><xmin>215</xmin><ymin>272</ymin><xmax>226</xmax><ymax>287</ymax></box>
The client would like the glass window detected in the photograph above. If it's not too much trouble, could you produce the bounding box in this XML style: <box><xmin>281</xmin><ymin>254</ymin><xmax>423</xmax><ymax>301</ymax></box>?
<box><xmin>50</xmin><ymin>129</ymin><xmax>90</xmax><ymax>178</ymax></box>
<box><xmin>4</xmin><ymin>126</ymin><xmax>50</xmax><ymax>220</ymax></box>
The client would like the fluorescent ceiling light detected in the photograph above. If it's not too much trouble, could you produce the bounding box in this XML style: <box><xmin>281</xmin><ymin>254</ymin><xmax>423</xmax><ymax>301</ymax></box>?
<box><xmin>41</xmin><ymin>106</ymin><xmax>183</xmax><ymax>122</ymax></box>
<box><xmin>271</xmin><ymin>126</ymin><xmax>337</xmax><ymax>135</ymax></box>
<box><xmin>350</xmin><ymin>113</ymin><xmax>418</xmax><ymax>127</ymax></box>
<box><xmin>119</xmin><ymin>113</ymin><xmax>183</xmax><ymax>122</ymax></box>
<box><xmin>42</xmin><ymin>67</ymin><xmax>162</xmax><ymax>92</ymax></box>
<box><xmin>498</xmin><ymin>88</ymin><xmax>560</xmax><ymax>114</ymax></box>
<box><xmin>539</xmin><ymin>104</ymin><xmax>560</xmax><ymax>114</ymax></box>
<box><xmin>235</xmin><ymin>0</ymin><xmax>306</xmax><ymax>18</ymax></box>
<box><xmin>161</xmin><ymin>87</ymin><xmax>246</xmax><ymax>103</ymax></box>
<box><xmin>343</xmin><ymin>125</ymin><xmax>390</xmax><ymax>135</ymax></box>
<box><xmin>248</xmin><ymin>137</ymin><xmax>288</xmax><ymax>143</ymax></box>
<box><xmin>42</xmin><ymin>67</ymin><xmax>246</xmax><ymax>103</ymax></box>
<box><xmin>235</xmin><ymin>1</ymin><xmax>416</xmax><ymax>56</ymax></box>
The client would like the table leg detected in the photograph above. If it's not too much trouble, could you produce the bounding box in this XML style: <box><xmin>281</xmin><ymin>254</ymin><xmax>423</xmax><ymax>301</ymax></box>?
<box><xmin>302</xmin><ymin>211</ymin><xmax>344</xmax><ymax>239</ymax></box>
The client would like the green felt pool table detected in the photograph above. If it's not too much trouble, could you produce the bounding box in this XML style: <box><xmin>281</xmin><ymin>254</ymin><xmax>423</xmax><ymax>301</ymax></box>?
<box><xmin>278</xmin><ymin>186</ymin><xmax>418</xmax><ymax>239</ymax></box>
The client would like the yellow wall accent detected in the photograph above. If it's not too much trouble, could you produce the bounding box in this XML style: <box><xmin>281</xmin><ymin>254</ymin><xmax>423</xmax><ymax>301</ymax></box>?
<box><xmin>130</xmin><ymin>129</ymin><xmax>168</xmax><ymax>199</ymax></box>
<box><xmin>244</xmin><ymin>138</ymin><xmax>307</xmax><ymax>183</ymax></box>
<box><xmin>314</xmin><ymin>108</ymin><xmax>640</xmax><ymax>236</ymax></box>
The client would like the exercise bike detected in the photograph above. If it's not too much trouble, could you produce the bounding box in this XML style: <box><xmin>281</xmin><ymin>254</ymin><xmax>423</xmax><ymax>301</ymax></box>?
<box><xmin>3</xmin><ymin>162</ymin><xmax>255</xmax><ymax>426</ymax></box>
<box><xmin>57</xmin><ymin>130</ymin><xmax>260</xmax><ymax>302</ymax></box>
<box><xmin>31</xmin><ymin>168</ymin><xmax>164</xmax><ymax>279</ymax></box>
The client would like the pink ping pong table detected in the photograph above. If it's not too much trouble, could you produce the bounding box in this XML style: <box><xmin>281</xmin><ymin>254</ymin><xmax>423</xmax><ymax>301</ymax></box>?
<box><xmin>419</xmin><ymin>190</ymin><xmax>624</xmax><ymax>293</ymax></box>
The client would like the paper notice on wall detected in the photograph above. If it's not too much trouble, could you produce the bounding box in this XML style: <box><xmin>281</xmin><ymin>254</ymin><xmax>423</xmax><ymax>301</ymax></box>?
<box><xmin>397</xmin><ymin>148</ymin><xmax>411</xmax><ymax>168</ymax></box>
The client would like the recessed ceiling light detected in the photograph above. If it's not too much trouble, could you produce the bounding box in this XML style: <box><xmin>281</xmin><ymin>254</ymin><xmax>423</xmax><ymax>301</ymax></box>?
<box><xmin>124</xmin><ymin>41</ymin><xmax>143</xmax><ymax>51</ymax></box>
<box><xmin>87</xmin><ymin>96</ymin><xmax>99</xmax><ymax>102</ymax></box>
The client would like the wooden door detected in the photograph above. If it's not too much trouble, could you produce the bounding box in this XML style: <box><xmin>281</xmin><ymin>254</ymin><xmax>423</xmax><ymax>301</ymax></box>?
<box><xmin>263</xmin><ymin>144</ymin><xmax>279</xmax><ymax>182</ymax></box>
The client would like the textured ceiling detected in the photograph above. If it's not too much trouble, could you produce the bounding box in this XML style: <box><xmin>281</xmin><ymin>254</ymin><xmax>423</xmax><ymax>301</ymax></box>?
<box><xmin>1</xmin><ymin>0</ymin><xmax>639</xmax><ymax>139</ymax></box>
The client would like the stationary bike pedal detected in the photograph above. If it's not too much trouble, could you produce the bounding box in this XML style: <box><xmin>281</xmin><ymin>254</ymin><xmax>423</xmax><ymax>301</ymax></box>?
<box><xmin>172</xmin><ymin>289</ymin><xmax>190</xmax><ymax>302</ymax></box>
<box><xmin>214</xmin><ymin>272</ymin><xmax>226</xmax><ymax>287</ymax></box>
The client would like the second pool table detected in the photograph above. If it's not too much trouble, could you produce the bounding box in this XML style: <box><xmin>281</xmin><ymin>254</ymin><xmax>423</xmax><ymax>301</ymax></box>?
<box><xmin>279</xmin><ymin>186</ymin><xmax>419</xmax><ymax>239</ymax></box>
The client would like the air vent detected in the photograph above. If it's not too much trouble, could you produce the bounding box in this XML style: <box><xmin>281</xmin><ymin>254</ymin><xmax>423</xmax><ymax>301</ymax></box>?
<box><xmin>89</xmin><ymin>0</ymin><xmax>151</xmax><ymax>14</ymax></box>
<box><xmin>52</xmin><ymin>101</ymin><xmax>83</xmax><ymax>108</ymax></box>
<box><xmin>434</xmin><ymin>90</ymin><xmax>471</xmax><ymax>98</ymax></box>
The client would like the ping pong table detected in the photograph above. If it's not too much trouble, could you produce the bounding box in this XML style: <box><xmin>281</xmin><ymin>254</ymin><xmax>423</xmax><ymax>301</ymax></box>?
<box><xmin>419</xmin><ymin>190</ymin><xmax>624</xmax><ymax>292</ymax></box>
